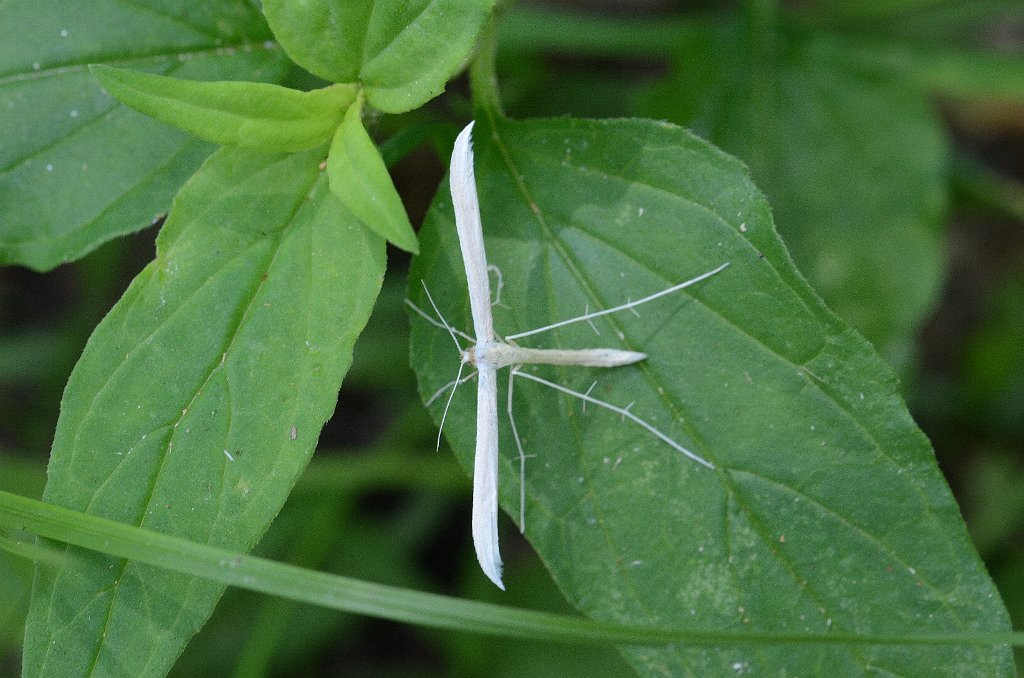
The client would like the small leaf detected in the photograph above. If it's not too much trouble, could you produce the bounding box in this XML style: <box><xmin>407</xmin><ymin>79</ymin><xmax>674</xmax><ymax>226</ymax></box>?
<box><xmin>327</xmin><ymin>99</ymin><xmax>418</xmax><ymax>253</ymax></box>
<box><xmin>262</xmin><ymin>0</ymin><xmax>495</xmax><ymax>113</ymax></box>
<box><xmin>0</xmin><ymin>0</ymin><xmax>288</xmax><ymax>271</ymax></box>
<box><xmin>91</xmin><ymin>65</ymin><xmax>358</xmax><ymax>152</ymax></box>
<box><xmin>408</xmin><ymin>116</ymin><xmax>1013</xmax><ymax>675</ymax></box>
<box><xmin>23</xmin><ymin>145</ymin><xmax>385</xmax><ymax>677</ymax></box>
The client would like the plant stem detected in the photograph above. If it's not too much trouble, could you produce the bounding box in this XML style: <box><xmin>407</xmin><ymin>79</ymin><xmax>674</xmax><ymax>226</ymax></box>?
<box><xmin>469</xmin><ymin>16</ymin><xmax>505</xmax><ymax>121</ymax></box>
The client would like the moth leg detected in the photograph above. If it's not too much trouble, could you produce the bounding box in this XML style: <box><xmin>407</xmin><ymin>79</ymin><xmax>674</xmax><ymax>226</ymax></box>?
<box><xmin>506</xmin><ymin>366</ymin><xmax>533</xmax><ymax>533</ymax></box>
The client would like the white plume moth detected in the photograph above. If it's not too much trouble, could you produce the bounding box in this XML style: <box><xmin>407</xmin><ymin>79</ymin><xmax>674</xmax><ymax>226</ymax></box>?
<box><xmin>414</xmin><ymin>121</ymin><xmax>728</xmax><ymax>589</ymax></box>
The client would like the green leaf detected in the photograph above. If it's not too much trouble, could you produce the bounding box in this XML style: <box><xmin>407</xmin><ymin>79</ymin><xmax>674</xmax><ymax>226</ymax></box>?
<box><xmin>262</xmin><ymin>0</ymin><xmax>496</xmax><ymax>113</ymax></box>
<box><xmin>644</xmin><ymin>24</ymin><xmax>948</xmax><ymax>366</ymax></box>
<box><xmin>23</xmin><ymin>145</ymin><xmax>385</xmax><ymax>677</ymax></box>
<box><xmin>327</xmin><ymin>99</ymin><xmax>419</xmax><ymax>253</ymax></box>
<box><xmin>91</xmin><ymin>65</ymin><xmax>358</xmax><ymax>152</ymax></box>
<box><xmin>407</xmin><ymin>116</ymin><xmax>1013</xmax><ymax>675</ymax></box>
<box><xmin>0</xmin><ymin>0</ymin><xmax>290</xmax><ymax>271</ymax></box>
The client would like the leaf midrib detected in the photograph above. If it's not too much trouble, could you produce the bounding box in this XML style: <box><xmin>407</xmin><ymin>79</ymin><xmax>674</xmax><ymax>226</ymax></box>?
<box><xmin>59</xmin><ymin>168</ymin><xmax>321</xmax><ymax>678</ymax></box>
<box><xmin>0</xmin><ymin>40</ymin><xmax>281</xmax><ymax>84</ymax></box>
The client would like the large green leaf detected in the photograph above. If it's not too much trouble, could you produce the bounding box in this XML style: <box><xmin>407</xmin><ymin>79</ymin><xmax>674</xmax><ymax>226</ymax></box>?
<box><xmin>91</xmin><ymin>65</ymin><xmax>358</xmax><ymax>152</ymax></box>
<box><xmin>407</xmin><ymin>116</ymin><xmax>1012</xmax><ymax>675</ymax></box>
<box><xmin>0</xmin><ymin>0</ymin><xmax>289</xmax><ymax>271</ymax></box>
<box><xmin>644</xmin><ymin>23</ymin><xmax>948</xmax><ymax>367</ymax></box>
<box><xmin>262</xmin><ymin>0</ymin><xmax>495</xmax><ymax>113</ymax></box>
<box><xmin>23</xmin><ymin>145</ymin><xmax>386</xmax><ymax>677</ymax></box>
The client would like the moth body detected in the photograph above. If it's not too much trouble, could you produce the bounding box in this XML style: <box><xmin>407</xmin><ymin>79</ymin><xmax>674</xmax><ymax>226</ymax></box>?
<box><xmin>466</xmin><ymin>342</ymin><xmax>647</xmax><ymax>369</ymax></box>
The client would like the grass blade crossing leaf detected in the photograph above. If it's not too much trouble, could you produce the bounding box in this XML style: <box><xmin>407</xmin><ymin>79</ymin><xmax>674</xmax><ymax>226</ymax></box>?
<box><xmin>262</xmin><ymin>0</ymin><xmax>496</xmax><ymax>113</ymax></box>
<box><xmin>23</xmin><ymin>146</ymin><xmax>385</xmax><ymax>677</ymax></box>
<box><xmin>407</xmin><ymin>116</ymin><xmax>1013</xmax><ymax>676</ymax></box>
<box><xmin>0</xmin><ymin>0</ymin><xmax>289</xmax><ymax>271</ymax></box>
<box><xmin>91</xmin><ymin>65</ymin><xmax>358</xmax><ymax>152</ymax></box>
<box><xmin>4</xmin><ymin>489</ymin><xmax>1022</xmax><ymax>652</ymax></box>
<box><xmin>327</xmin><ymin>98</ymin><xmax>419</xmax><ymax>252</ymax></box>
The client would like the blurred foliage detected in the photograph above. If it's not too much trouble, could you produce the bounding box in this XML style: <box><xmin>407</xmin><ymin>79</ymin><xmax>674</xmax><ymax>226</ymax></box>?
<box><xmin>3</xmin><ymin>0</ymin><xmax>1024</xmax><ymax>674</ymax></box>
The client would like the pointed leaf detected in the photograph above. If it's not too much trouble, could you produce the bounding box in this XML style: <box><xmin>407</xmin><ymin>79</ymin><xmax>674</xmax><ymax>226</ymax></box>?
<box><xmin>327</xmin><ymin>100</ymin><xmax>418</xmax><ymax>253</ymax></box>
<box><xmin>0</xmin><ymin>0</ymin><xmax>290</xmax><ymax>271</ymax></box>
<box><xmin>407</xmin><ymin>117</ymin><xmax>1012</xmax><ymax>675</ymax></box>
<box><xmin>91</xmin><ymin>65</ymin><xmax>357</xmax><ymax>152</ymax></box>
<box><xmin>23</xmin><ymin>146</ymin><xmax>385</xmax><ymax>677</ymax></box>
<box><xmin>262</xmin><ymin>0</ymin><xmax>496</xmax><ymax>112</ymax></box>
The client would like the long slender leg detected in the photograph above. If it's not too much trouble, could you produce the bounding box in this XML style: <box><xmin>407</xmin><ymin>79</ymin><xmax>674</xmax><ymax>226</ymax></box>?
<box><xmin>506</xmin><ymin>369</ymin><xmax>532</xmax><ymax>533</ymax></box>
<box><xmin>406</xmin><ymin>298</ymin><xmax>476</xmax><ymax>345</ymax></box>
<box><xmin>488</xmin><ymin>263</ymin><xmax>506</xmax><ymax>309</ymax></box>
<box><xmin>505</xmin><ymin>262</ymin><xmax>729</xmax><ymax>342</ymax></box>
<box><xmin>425</xmin><ymin>369</ymin><xmax>478</xmax><ymax>407</ymax></box>
<box><xmin>582</xmin><ymin>381</ymin><xmax>597</xmax><ymax>413</ymax></box>
<box><xmin>511</xmin><ymin>367</ymin><xmax>714</xmax><ymax>470</ymax></box>
<box><xmin>409</xmin><ymin>281</ymin><xmax>476</xmax><ymax>345</ymax></box>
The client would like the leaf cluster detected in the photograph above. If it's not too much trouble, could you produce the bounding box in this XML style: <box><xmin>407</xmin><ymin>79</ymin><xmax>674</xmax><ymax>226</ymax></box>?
<box><xmin>1</xmin><ymin>1</ymin><xmax>1024</xmax><ymax>676</ymax></box>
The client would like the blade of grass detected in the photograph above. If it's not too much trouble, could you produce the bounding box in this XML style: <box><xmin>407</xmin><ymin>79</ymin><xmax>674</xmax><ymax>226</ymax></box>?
<box><xmin>2</xmin><ymin>490</ymin><xmax>1023</xmax><ymax>649</ymax></box>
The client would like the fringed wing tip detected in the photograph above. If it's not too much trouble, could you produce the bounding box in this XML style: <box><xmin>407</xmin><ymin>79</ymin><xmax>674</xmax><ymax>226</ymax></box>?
<box><xmin>480</xmin><ymin>551</ymin><xmax>505</xmax><ymax>591</ymax></box>
<box><xmin>472</xmin><ymin>500</ymin><xmax>505</xmax><ymax>590</ymax></box>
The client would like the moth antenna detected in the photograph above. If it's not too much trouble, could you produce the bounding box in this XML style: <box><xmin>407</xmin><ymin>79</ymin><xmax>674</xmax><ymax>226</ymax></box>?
<box><xmin>435</xmin><ymin>360</ymin><xmax>468</xmax><ymax>454</ymax></box>
<box><xmin>511</xmin><ymin>367</ymin><xmax>715</xmax><ymax>470</ymax></box>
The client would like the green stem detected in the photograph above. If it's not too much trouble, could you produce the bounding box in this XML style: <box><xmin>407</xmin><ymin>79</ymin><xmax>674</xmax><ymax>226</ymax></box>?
<box><xmin>469</xmin><ymin>16</ymin><xmax>505</xmax><ymax>121</ymax></box>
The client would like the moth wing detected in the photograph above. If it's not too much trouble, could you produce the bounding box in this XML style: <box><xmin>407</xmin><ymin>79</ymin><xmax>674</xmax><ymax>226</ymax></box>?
<box><xmin>471</xmin><ymin>364</ymin><xmax>504</xmax><ymax>590</ymax></box>
<box><xmin>450</xmin><ymin>122</ymin><xmax>494</xmax><ymax>342</ymax></box>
